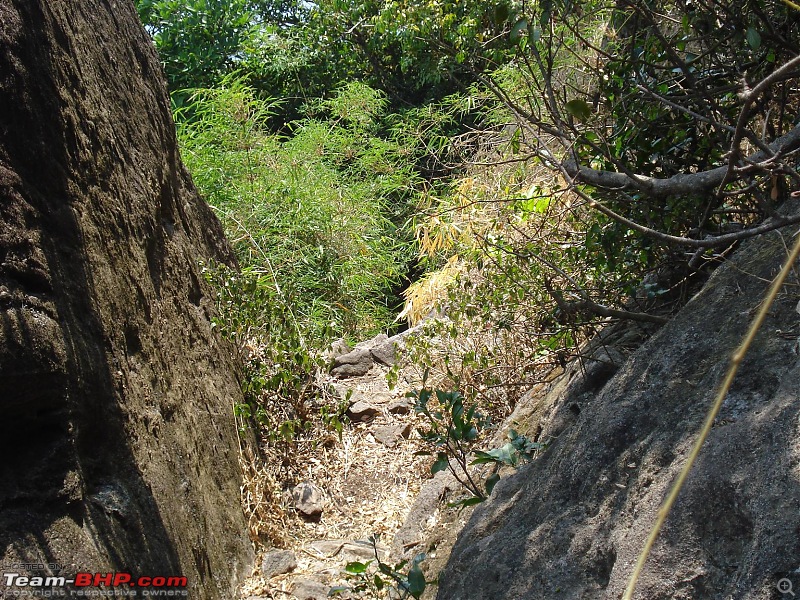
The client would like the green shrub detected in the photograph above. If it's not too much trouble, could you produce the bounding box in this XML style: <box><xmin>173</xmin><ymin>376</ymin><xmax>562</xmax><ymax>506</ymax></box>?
<box><xmin>178</xmin><ymin>77</ymin><xmax>418</xmax><ymax>339</ymax></box>
<box><xmin>202</xmin><ymin>262</ymin><xmax>346</xmax><ymax>446</ymax></box>
<box><xmin>331</xmin><ymin>535</ymin><xmax>428</xmax><ymax>600</ymax></box>
<box><xmin>409</xmin><ymin>375</ymin><xmax>544</xmax><ymax>505</ymax></box>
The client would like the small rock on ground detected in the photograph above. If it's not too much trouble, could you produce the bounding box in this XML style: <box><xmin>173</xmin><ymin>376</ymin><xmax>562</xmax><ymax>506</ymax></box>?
<box><xmin>331</xmin><ymin>348</ymin><xmax>373</xmax><ymax>378</ymax></box>
<box><xmin>260</xmin><ymin>549</ymin><xmax>297</xmax><ymax>579</ymax></box>
<box><xmin>369</xmin><ymin>337</ymin><xmax>397</xmax><ymax>366</ymax></box>
<box><xmin>388</xmin><ymin>398</ymin><xmax>413</xmax><ymax>415</ymax></box>
<box><xmin>346</xmin><ymin>401</ymin><xmax>380</xmax><ymax>422</ymax></box>
<box><xmin>291</xmin><ymin>578</ymin><xmax>331</xmax><ymax>600</ymax></box>
<box><xmin>292</xmin><ymin>482</ymin><xmax>324</xmax><ymax>520</ymax></box>
<box><xmin>372</xmin><ymin>423</ymin><xmax>412</xmax><ymax>448</ymax></box>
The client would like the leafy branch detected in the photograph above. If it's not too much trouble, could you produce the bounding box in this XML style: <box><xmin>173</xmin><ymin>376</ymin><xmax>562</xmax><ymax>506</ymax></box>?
<box><xmin>331</xmin><ymin>534</ymin><xmax>427</xmax><ymax>600</ymax></box>
<box><xmin>410</xmin><ymin>376</ymin><xmax>545</xmax><ymax>505</ymax></box>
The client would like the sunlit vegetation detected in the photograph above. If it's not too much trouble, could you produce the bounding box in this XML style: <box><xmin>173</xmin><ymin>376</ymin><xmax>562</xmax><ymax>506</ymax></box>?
<box><xmin>137</xmin><ymin>0</ymin><xmax>800</xmax><ymax>531</ymax></box>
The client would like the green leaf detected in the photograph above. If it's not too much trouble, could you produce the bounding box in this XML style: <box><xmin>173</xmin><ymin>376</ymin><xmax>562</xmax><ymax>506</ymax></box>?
<box><xmin>448</xmin><ymin>496</ymin><xmax>486</xmax><ymax>508</ymax></box>
<box><xmin>532</xmin><ymin>196</ymin><xmax>550</xmax><ymax>213</ymax></box>
<box><xmin>473</xmin><ymin>444</ymin><xmax>515</xmax><ymax>465</ymax></box>
<box><xmin>465</xmin><ymin>405</ymin><xmax>477</xmax><ymax>422</ymax></box>
<box><xmin>494</xmin><ymin>4</ymin><xmax>510</xmax><ymax>24</ymax></box>
<box><xmin>345</xmin><ymin>561</ymin><xmax>368</xmax><ymax>574</ymax></box>
<box><xmin>431</xmin><ymin>452</ymin><xmax>449</xmax><ymax>474</ymax></box>
<box><xmin>510</xmin><ymin>19</ymin><xmax>528</xmax><ymax>43</ymax></box>
<box><xmin>510</xmin><ymin>128</ymin><xmax>520</xmax><ymax>154</ymax></box>
<box><xmin>373</xmin><ymin>574</ymin><xmax>385</xmax><ymax>590</ymax></box>
<box><xmin>407</xmin><ymin>564</ymin><xmax>426</xmax><ymax>598</ymax></box>
<box><xmin>746</xmin><ymin>27</ymin><xmax>761</xmax><ymax>50</ymax></box>
<box><xmin>451</xmin><ymin>398</ymin><xmax>464</xmax><ymax>422</ymax></box>
<box><xmin>565</xmin><ymin>99</ymin><xmax>591</xmax><ymax>121</ymax></box>
<box><xmin>328</xmin><ymin>585</ymin><xmax>349</xmax><ymax>596</ymax></box>
<box><xmin>471</xmin><ymin>450</ymin><xmax>499</xmax><ymax>465</ymax></box>
<box><xmin>485</xmin><ymin>472</ymin><xmax>501</xmax><ymax>495</ymax></box>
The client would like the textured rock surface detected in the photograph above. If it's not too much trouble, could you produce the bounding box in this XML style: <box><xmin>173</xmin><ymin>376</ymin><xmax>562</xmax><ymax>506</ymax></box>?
<box><xmin>372</xmin><ymin>422</ymin><xmax>412</xmax><ymax>448</ymax></box>
<box><xmin>331</xmin><ymin>348</ymin><xmax>374</xmax><ymax>378</ymax></box>
<box><xmin>0</xmin><ymin>1</ymin><xmax>252</xmax><ymax>597</ymax></box>
<box><xmin>331</xmin><ymin>333</ymin><xmax>401</xmax><ymax>377</ymax></box>
<box><xmin>290</xmin><ymin>578</ymin><xmax>331</xmax><ymax>600</ymax></box>
<box><xmin>387</xmin><ymin>398</ymin><xmax>413</xmax><ymax>415</ymax></box>
<box><xmin>360</xmin><ymin>333</ymin><xmax>397</xmax><ymax>366</ymax></box>
<box><xmin>260</xmin><ymin>550</ymin><xmax>297</xmax><ymax>579</ymax></box>
<box><xmin>292</xmin><ymin>483</ymin><xmax>324</xmax><ymax>519</ymax></box>
<box><xmin>437</xmin><ymin>223</ymin><xmax>800</xmax><ymax>599</ymax></box>
<box><xmin>346</xmin><ymin>400</ymin><xmax>381</xmax><ymax>422</ymax></box>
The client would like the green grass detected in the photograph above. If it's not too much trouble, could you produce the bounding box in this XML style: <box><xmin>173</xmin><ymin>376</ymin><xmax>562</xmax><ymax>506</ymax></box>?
<box><xmin>177</xmin><ymin>77</ymin><xmax>419</xmax><ymax>340</ymax></box>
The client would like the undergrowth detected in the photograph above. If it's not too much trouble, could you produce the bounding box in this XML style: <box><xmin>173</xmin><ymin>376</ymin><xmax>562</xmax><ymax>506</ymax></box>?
<box><xmin>178</xmin><ymin>77</ymin><xmax>420</xmax><ymax>339</ymax></box>
<box><xmin>391</xmin><ymin>157</ymin><xmax>659</xmax><ymax>415</ymax></box>
<box><xmin>181</xmin><ymin>77</ymin><xmax>477</xmax><ymax>543</ymax></box>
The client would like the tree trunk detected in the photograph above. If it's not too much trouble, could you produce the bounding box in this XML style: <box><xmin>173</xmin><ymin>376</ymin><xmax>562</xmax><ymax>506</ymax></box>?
<box><xmin>0</xmin><ymin>1</ymin><xmax>253</xmax><ymax>597</ymax></box>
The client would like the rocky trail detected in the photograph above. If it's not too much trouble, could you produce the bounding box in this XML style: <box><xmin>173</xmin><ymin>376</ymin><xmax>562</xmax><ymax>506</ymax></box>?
<box><xmin>239</xmin><ymin>332</ymin><xmax>460</xmax><ymax>600</ymax></box>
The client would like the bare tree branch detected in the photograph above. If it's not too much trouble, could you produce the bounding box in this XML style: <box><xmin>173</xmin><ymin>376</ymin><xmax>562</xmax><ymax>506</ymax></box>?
<box><xmin>563</xmin><ymin>121</ymin><xmax>800</xmax><ymax>198</ymax></box>
<box><xmin>716</xmin><ymin>52</ymin><xmax>800</xmax><ymax>195</ymax></box>
<box><xmin>580</xmin><ymin>189</ymin><xmax>800</xmax><ymax>248</ymax></box>
<box><xmin>544</xmin><ymin>279</ymin><xmax>668</xmax><ymax>325</ymax></box>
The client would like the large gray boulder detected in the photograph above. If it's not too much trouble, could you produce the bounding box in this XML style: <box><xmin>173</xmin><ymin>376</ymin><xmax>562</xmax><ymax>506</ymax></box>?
<box><xmin>0</xmin><ymin>2</ymin><xmax>252</xmax><ymax>597</ymax></box>
<box><xmin>438</xmin><ymin>223</ymin><xmax>800</xmax><ymax>599</ymax></box>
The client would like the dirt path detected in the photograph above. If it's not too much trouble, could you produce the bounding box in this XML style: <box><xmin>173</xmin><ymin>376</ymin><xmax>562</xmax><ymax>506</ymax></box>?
<box><xmin>239</xmin><ymin>340</ymin><xmax>443</xmax><ymax>599</ymax></box>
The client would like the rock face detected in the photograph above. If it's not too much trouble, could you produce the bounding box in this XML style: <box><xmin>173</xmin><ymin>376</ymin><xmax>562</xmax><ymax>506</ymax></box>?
<box><xmin>330</xmin><ymin>332</ymin><xmax>400</xmax><ymax>378</ymax></box>
<box><xmin>0</xmin><ymin>2</ymin><xmax>252</xmax><ymax>598</ymax></box>
<box><xmin>438</xmin><ymin>224</ymin><xmax>800</xmax><ymax>599</ymax></box>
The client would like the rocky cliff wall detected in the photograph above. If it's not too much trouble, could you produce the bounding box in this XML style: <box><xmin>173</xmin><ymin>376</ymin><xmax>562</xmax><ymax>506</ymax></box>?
<box><xmin>438</xmin><ymin>221</ymin><xmax>800</xmax><ymax>599</ymax></box>
<box><xmin>0</xmin><ymin>1</ymin><xmax>252</xmax><ymax>597</ymax></box>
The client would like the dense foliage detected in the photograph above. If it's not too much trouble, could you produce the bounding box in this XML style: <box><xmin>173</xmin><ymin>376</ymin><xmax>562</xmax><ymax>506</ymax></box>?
<box><xmin>136</xmin><ymin>0</ymin><xmax>525</xmax><ymax>117</ymax></box>
<box><xmin>178</xmin><ymin>78</ymin><xmax>419</xmax><ymax>336</ymax></box>
<box><xmin>389</xmin><ymin>0</ymin><xmax>800</xmax><ymax>408</ymax></box>
<box><xmin>137</xmin><ymin>0</ymin><xmax>800</xmax><ymax>521</ymax></box>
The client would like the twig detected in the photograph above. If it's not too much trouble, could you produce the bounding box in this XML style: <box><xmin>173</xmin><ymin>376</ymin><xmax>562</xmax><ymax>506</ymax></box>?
<box><xmin>571</xmin><ymin>185</ymin><xmax>800</xmax><ymax>248</ymax></box>
<box><xmin>716</xmin><ymin>53</ymin><xmax>800</xmax><ymax>197</ymax></box>
<box><xmin>564</xmin><ymin>121</ymin><xmax>800</xmax><ymax>199</ymax></box>
<box><xmin>543</xmin><ymin>279</ymin><xmax>668</xmax><ymax>325</ymax></box>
